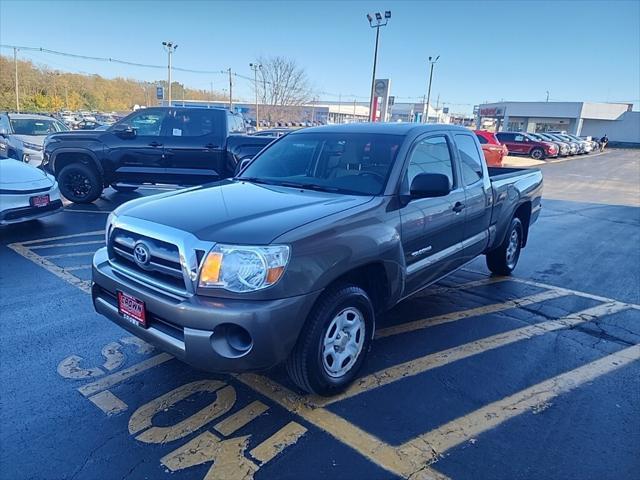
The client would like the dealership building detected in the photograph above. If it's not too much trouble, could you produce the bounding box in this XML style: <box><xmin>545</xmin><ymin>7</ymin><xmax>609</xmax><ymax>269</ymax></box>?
<box><xmin>476</xmin><ymin>101</ymin><xmax>639</xmax><ymax>144</ymax></box>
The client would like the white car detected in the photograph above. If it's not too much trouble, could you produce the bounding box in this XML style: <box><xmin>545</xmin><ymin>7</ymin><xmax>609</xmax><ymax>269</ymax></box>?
<box><xmin>0</xmin><ymin>113</ymin><xmax>70</xmax><ymax>166</ymax></box>
<box><xmin>0</xmin><ymin>158</ymin><xmax>64</xmax><ymax>225</ymax></box>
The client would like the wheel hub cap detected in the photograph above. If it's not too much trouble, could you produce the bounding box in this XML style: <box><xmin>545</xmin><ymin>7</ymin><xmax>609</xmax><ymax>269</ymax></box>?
<box><xmin>322</xmin><ymin>307</ymin><xmax>365</xmax><ymax>378</ymax></box>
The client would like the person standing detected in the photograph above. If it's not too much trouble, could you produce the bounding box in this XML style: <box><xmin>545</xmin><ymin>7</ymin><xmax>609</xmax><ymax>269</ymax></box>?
<box><xmin>599</xmin><ymin>134</ymin><xmax>609</xmax><ymax>152</ymax></box>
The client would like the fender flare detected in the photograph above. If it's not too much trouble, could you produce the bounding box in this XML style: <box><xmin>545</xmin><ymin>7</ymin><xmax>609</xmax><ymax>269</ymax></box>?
<box><xmin>51</xmin><ymin>148</ymin><xmax>104</xmax><ymax>177</ymax></box>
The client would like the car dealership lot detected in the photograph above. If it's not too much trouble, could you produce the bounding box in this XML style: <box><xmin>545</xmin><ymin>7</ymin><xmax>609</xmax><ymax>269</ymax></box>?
<box><xmin>1</xmin><ymin>150</ymin><xmax>638</xmax><ymax>480</ymax></box>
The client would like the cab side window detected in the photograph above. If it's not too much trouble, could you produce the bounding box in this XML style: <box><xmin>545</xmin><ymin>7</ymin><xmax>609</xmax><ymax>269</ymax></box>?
<box><xmin>126</xmin><ymin>111</ymin><xmax>167</xmax><ymax>136</ymax></box>
<box><xmin>455</xmin><ymin>134</ymin><xmax>484</xmax><ymax>186</ymax></box>
<box><xmin>170</xmin><ymin>110</ymin><xmax>220</xmax><ymax>137</ymax></box>
<box><xmin>406</xmin><ymin>136</ymin><xmax>455</xmax><ymax>190</ymax></box>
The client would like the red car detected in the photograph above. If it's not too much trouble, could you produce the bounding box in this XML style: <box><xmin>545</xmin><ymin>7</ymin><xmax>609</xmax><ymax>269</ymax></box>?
<box><xmin>495</xmin><ymin>132</ymin><xmax>559</xmax><ymax>160</ymax></box>
<box><xmin>474</xmin><ymin>130</ymin><xmax>509</xmax><ymax>166</ymax></box>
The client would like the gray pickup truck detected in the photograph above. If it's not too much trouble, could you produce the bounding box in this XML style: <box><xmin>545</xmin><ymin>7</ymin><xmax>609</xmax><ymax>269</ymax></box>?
<box><xmin>92</xmin><ymin>123</ymin><xmax>542</xmax><ymax>396</ymax></box>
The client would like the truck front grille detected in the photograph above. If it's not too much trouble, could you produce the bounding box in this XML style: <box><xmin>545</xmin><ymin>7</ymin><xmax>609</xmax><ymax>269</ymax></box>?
<box><xmin>108</xmin><ymin>228</ymin><xmax>187</xmax><ymax>294</ymax></box>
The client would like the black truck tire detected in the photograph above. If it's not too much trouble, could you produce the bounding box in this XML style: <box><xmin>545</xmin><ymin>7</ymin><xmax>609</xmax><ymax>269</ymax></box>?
<box><xmin>286</xmin><ymin>284</ymin><xmax>374</xmax><ymax>396</ymax></box>
<box><xmin>58</xmin><ymin>163</ymin><xmax>103</xmax><ymax>204</ymax></box>
<box><xmin>486</xmin><ymin>217</ymin><xmax>524</xmax><ymax>275</ymax></box>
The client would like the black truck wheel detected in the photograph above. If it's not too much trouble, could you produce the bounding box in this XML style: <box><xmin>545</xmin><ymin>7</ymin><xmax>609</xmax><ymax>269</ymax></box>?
<box><xmin>58</xmin><ymin>163</ymin><xmax>103</xmax><ymax>203</ymax></box>
<box><xmin>486</xmin><ymin>217</ymin><xmax>523</xmax><ymax>275</ymax></box>
<box><xmin>286</xmin><ymin>284</ymin><xmax>374</xmax><ymax>396</ymax></box>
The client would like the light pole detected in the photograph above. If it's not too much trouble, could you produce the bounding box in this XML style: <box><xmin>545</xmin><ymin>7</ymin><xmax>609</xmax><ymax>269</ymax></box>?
<box><xmin>249</xmin><ymin>63</ymin><xmax>262</xmax><ymax>127</ymax></box>
<box><xmin>366</xmin><ymin>10</ymin><xmax>391</xmax><ymax>122</ymax></box>
<box><xmin>13</xmin><ymin>47</ymin><xmax>19</xmax><ymax>112</ymax></box>
<box><xmin>162</xmin><ymin>41</ymin><xmax>178</xmax><ymax>106</ymax></box>
<box><xmin>424</xmin><ymin>55</ymin><xmax>439</xmax><ymax>123</ymax></box>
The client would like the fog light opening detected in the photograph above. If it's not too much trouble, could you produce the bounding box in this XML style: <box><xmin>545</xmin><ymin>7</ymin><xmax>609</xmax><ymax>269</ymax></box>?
<box><xmin>210</xmin><ymin>323</ymin><xmax>253</xmax><ymax>358</ymax></box>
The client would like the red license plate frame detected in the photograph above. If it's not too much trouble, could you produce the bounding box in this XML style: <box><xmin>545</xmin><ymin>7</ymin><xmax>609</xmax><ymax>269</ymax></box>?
<box><xmin>117</xmin><ymin>291</ymin><xmax>147</xmax><ymax>327</ymax></box>
<box><xmin>30</xmin><ymin>194</ymin><xmax>50</xmax><ymax>207</ymax></box>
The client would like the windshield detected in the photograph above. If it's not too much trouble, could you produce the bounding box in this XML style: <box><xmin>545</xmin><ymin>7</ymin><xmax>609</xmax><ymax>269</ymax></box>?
<box><xmin>10</xmin><ymin>118</ymin><xmax>69</xmax><ymax>135</ymax></box>
<box><xmin>239</xmin><ymin>132</ymin><xmax>404</xmax><ymax>195</ymax></box>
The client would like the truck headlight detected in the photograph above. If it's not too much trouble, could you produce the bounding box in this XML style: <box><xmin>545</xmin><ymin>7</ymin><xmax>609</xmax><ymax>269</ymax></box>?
<box><xmin>199</xmin><ymin>244</ymin><xmax>290</xmax><ymax>292</ymax></box>
<box><xmin>22</xmin><ymin>141</ymin><xmax>43</xmax><ymax>152</ymax></box>
<box><xmin>105</xmin><ymin>212</ymin><xmax>118</xmax><ymax>244</ymax></box>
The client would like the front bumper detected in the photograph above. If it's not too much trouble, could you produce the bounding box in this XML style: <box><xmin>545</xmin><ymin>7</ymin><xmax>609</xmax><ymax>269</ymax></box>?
<box><xmin>91</xmin><ymin>247</ymin><xmax>320</xmax><ymax>372</ymax></box>
<box><xmin>0</xmin><ymin>185</ymin><xmax>63</xmax><ymax>225</ymax></box>
<box><xmin>22</xmin><ymin>151</ymin><xmax>44</xmax><ymax>167</ymax></box>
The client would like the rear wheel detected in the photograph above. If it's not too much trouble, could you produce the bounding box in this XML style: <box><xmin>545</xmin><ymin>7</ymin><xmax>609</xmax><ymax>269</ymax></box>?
<box><xmin>58</xmin><ymin>163</ymin><xmax>102</xmax><ymax>203</ymax></box>
<box><xmin>486</xmin><ymin>217</ymin><xmax>523</xmax><ymax>275</ymax></box>
<box><xmin>530</xmin><ymin>148</ymin><xmax>545</xmax><ymax>160</ymax></box>
<box><xmin>286</xmin><ymin>284</ymin><xmax>374</xmax><ymax>396</ymax></box>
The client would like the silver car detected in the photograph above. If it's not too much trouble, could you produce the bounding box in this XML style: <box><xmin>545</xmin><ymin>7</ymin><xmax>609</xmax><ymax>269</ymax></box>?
<box><xmin>0</xmin><ymin>113</ymin><xmax>69</xmax><ymax>166</ymax></box>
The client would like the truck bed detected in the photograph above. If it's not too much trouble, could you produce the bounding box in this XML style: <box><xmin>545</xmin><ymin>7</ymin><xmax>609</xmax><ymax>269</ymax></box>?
<box><xmin>488</xmin><ymin>166</ymin><xmax>538</xmax><ymax>180</ymax></box>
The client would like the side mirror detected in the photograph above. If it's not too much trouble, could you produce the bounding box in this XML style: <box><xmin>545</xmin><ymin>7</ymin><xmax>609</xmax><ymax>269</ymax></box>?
<box><xmin>410</xmin><ymin>173</ymin><xmax>451</xmax><ymax>198</ymax></box>
<box><xmin>0</xmin><ymin>127</ymin><xmax>8</xmax><ymax>136</ymax></box>
<box><xmin>113</xmin><ymin>123</ymin><xmax>136</xmax><ymax>139</ymax></box>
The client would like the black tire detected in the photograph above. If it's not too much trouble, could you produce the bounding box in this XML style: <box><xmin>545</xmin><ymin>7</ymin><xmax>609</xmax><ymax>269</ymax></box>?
<box><xmin>58</xmin><ymin>163</ymin><xmax>103</xmax><ymax>204</ymax></box>
<box><xmin>530</xmin><ymin>148</ymin><xmax>545</xmax><ymax>160</ymax></box>
<box><xmin>286</xmin><ymin>284</ymin><xmax>374</xmax><ymax>396</ymax></box>
<box><xmin>110</xmin><ymin>184</ymin><xmax>138</xmax><ymax>193</ymax></box>
<box><xmin>486</xmin><ymin>217</ymin><xmax>524</xmax><ymax>276</ymax></box>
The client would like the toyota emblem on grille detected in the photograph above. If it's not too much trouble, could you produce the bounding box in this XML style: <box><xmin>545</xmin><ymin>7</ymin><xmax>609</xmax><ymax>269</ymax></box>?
<box><xmin>133</xmin><ymin>242</ymin><xmax>151</xmax><ymax>268</ymax></box>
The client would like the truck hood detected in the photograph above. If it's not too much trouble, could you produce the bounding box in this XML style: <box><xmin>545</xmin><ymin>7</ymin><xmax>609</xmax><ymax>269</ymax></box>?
<box><xmin>119</xmin><ymin>179</ymin><xmax>373</xmax><ymax>244</ymax></box>
<box><xmin>47</xmin><ymin>130</ymin><xmax>105</xmax><ymax>142</ymax></box>
<box><xmin>12</xmin><ymin>134</ymin><xmax>47</xmax><ymax>148</ymax></box>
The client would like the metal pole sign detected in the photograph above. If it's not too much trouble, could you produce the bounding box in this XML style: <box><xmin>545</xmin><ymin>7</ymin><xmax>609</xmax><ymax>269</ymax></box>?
<box><xmin>156</xmin><ymin>86</ymin><xmax>164</xmax><ymax>100</ymax></box>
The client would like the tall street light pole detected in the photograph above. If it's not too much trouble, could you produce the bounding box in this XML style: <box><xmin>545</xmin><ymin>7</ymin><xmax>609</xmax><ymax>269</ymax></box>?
<box><xmin>424</xmin><ymin>55</ymin><xmax>439</xmax><ymax>123</ymax></box>
<box><xmin>162</xmin><ymin>41</ymin><xmax>178</xmax><ymax>106</ymax></box>
<box><xmin>366</xmin><ymin>10</ymin><xmax>391</xmax><ymax>122</ymax></box>
<box><xmin>250</xmin><ymin>63</ymin><xmax>262</xmax><ymax>128</ymax></box>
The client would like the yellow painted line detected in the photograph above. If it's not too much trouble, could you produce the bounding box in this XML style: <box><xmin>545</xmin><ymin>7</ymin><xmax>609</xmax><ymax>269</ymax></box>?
<box><xmin>17</xmin><ymin>229</ymin><xmax>105</xmax><ymax>245</ymax></box>
<box><xmin>249</xmin><ymin>421</ymin><xmax>308</xmax><ymax>465</ymax></box>
<box><xmin>78</xmin><ymin>353</ymin><xmax>173</xmax><ymax>397</ymax></box>
<box><xmin>214</xmin><ymin>400</ymin><xmax>269</xmax><ymax>436</ymax></box>
<box><xmin>57</xmin><ymin>355</ymin><xmax>104</xmax><ymax>379</ymax></box>
<box><xmin>8</xmin><ymin>243</ymin><xmax>92</xmax><ymax>294</ymax></box>
<box><xmin>41</xmin><ymin>251</ymin><xmax>95</xmax><ymax>259</ymax></box>
<box><xmin>101</xmin><ymin>342</ymin><xmax>125</xmax><ymax>371</ymax></box>
<box><xmin>418</xmin><ymin>276</ymin><xmax>510</xmax><ymax>297</ymax></box>
<box><xmin>313</xmin><ymin>302</ymin><xmax>629</xmax><ymax>407</ymax></box>
<box><xmin>376</xmin><ymin>289</ymin><xmax>568</xmax><ymax>338</ymax></box>
<box><xmin>236</xmin><ymin>373</ymin><xmax>450</xmax><ymax>480</ymax></box>
<box><xmin>509</xmin><ymin>276</ymin><xmax>640</xmax><ymax>310</ymax></box>
<box><xmin>88</xmin><ymin>390</ymin><xmax>128</xmax><ymax>416</ymax></box>
<box><xmin>130</xmin><ymin>381</ymin><xmax>235</xmax><ymax>444</ymax></box>
<box><xmin>401</xmin><ymin>343</ymin><xmax>640</xmax><ymax>462</ymax></box>
<box><xmin>29</xmin><ymin>239</ymin><xmax>104</xmax><ymax>250</ymax></box>
<box><xmin>161</xmin><ymin>430</ymin><xmax>258</xmax><ymax>479</ymax></box>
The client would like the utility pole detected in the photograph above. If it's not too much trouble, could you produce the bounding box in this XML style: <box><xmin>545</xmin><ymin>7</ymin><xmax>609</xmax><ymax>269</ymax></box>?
<box><xmin>311</xmin><ymin>98</ymin><xmax>316</xmax><ymax>125</ymax></box>
<box><xmin>13</xmin><ymin>47</ymin><xmax>19</xmax><ymax>112</ymax></box>
<box><xmin>227</xmin><ymin>68</ymin><xmax>233</xmax><ymax>110</ymax></box>
<box><xmin>366</xmin><ymin>11</ymin><xmax>391</xmax><ymax>122</ymax></box>
<box><xmin>210</xmin><ymin>82</ymin><xmax>214</xmax><ymax>108</ymax></box>
<box><xmin>353</xmin><ymin>99</ymin><xmax>357</xmax><ymax>122</ymax></box>
<box><xmin>337</xmin><ymin>93</ymin><xmax>342</xmax><ymax>124</ymax></box>
<box><xmin>424</xmin><ymin>55</ymin><xmax>440</xmax><ymax>123</ymax></box>
<box><xmin>249</xmin><ymin>63</ymin><xmax>262</xmax><ymax>127</ymax></box>
<box><xmin>162</xmin><ymin>41</ymin><xmax>178</xmax><ymax>106</ymax></box>
<box><xmin>546</xmin><ymin>90</ymin><xmax>550</xmax><ymax>102</ymax></box>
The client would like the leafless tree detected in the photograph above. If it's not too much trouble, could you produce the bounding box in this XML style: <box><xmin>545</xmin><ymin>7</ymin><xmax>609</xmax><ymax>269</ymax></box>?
<box><xmin>256</xmin><ymin>56</ymin><xmax>313</xmax><ymax>124</ymax></box>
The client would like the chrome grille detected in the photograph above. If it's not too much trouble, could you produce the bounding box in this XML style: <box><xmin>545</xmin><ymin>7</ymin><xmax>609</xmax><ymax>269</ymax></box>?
<box><xmin>109</xmin><ymin>228</ymin><xmax>186</xmax><ymax>293</ymax></box>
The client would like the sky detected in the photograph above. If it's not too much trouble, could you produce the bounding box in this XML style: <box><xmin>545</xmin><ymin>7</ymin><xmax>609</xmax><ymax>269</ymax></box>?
<box><xmin>1</xmin><ymin>0</ymin><xmax>639</xmax><ymax>114</ymax></box>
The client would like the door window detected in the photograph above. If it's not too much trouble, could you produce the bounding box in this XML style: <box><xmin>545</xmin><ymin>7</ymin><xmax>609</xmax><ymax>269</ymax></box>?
<box><xmin>475</xmin><ymin>134</ymin><xmax>488</xmax><ymax>144</ymax></box>
<box><xmin>227</xmin><ymin>114</ymin><xmax>246</xmax><ymax>134</ymax></box>
<box><xmin>170</xmin><ymin>110</ymin><xmax>221</xmax><ymax>137</ymax></box>
<box><xmin>406</xmin><ymin>136</ymin><xmax>455</xmax><ymax>190</ymax></box>
<box><xmin>126</xmin><ymin>111</ymin><xmax>167</xmax><ymax>136</ymax></box>
<box><xmin>455</xmin><ymin>134</ymin><xmax>484</xmax><ymax>186</ymax></box>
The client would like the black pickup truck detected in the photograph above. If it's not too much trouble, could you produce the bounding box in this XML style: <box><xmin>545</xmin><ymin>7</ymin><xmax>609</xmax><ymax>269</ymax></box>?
<box><xmin>42</xmin><ymin>107</ymin><xmax>272</xmax><ymax>203</ymax></box>
<box><xmin>92</xmin><ymin>123</ymin><xmax>543</xmax><ymax>396</ymax></box>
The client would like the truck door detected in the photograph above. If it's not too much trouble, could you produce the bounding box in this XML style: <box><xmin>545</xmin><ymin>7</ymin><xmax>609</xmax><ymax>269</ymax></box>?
<box><xmin>454</xmin><ymin>133</ymin><xmax>492</xmax><ymax>262</ymax></box>
<box><xmin>400</xmin><ymin>133</ymin><xmax>466</xmax><ymax>293</ymax></box>
<box><xmin>107</xmin><ymin>109</ymin><xmax>168</xmax><ymax>184</ymax></box>
<box><xmin>161</xmin><ymin>108</ymin><xmax>225</xmax><ymax>185</ymax></box>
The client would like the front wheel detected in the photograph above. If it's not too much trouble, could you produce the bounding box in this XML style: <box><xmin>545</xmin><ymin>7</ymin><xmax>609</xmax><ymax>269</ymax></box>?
<box><xmin>530</xmin><ymin>148</ymin><xmax>545</xmax><ymax>160</ymax></box>
<box><xmin>286</xmin><ymin>285</ymin><xmax>374</xmax><ymax>396</ymax></box>
<box><xmin>486</xmin><ymin>217</ymin><xmax>523</xmax><ymax>275</ymax></box>
<box><xmin>58</xmin><ymin>163</ymin><xmax>103</xmax><ymax>203</ymax></box>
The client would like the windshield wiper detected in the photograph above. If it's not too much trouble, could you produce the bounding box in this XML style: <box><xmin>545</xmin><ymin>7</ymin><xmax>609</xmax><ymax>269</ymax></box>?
<box><xmin>274</xmin><ymin>181</ymin><xmax>342</xmax><ymax>193</ymax></box>
<box><xmin>238</xmin><ymin>177</ymin><xmax>279</xmax><ymax>186</ymax></box>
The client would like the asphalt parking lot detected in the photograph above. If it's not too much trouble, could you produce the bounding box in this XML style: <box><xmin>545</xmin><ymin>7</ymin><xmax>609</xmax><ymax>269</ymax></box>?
<box><xmin>1</xmin><ymin>149</ymin><xmax>638</xmax><ymax>480</ymax></box>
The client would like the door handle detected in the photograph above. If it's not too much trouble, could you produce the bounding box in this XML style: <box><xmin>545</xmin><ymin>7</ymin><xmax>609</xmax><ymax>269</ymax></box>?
<box><xmin>453</xmin><ymin>202</ymin><xmax>465</xmax><ymax>213</ymax></box>
<box><xmin>148</xmin><ymin>141</ymin><xmax>163</xmax><ymax>147</ymax></box>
